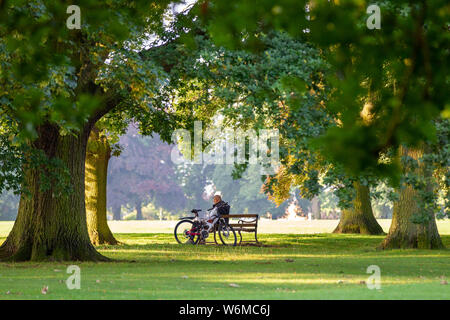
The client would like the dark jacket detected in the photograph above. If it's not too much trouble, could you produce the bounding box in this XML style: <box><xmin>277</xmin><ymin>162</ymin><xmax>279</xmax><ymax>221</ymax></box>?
<box><xmin>210</xmin><ymin>200</ymin><xmax>230</xmax><ymax>223</ymax></box>
<box><xmin>212</xmin><ymin>200</ymin><xmax>230</xmax><ymax>215</ymax></box>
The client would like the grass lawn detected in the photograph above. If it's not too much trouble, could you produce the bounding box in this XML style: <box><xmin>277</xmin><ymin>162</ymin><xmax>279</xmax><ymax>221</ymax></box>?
<box><xmin>0</xmin><ymin>220</ymin><xmax>449</xmax><ymax>300</ymax></box>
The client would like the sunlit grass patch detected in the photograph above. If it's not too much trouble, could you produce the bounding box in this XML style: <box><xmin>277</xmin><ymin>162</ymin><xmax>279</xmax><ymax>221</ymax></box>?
<box><xmin>0</xmin><ymin>232</ymin><xmax>448</xmax><ymax>299</ymax></box>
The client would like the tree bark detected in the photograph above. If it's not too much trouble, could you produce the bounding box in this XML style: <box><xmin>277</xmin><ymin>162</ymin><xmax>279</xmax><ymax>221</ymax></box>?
<box><xmin>136</xmin><ymin>202</ymin><xmax>143</xmax><ymax>220</ymax></box>
<box><xmin>380</xmin><ymin>146</ymin><xmax>443</xmax><ymax>249</ymax></box>
<box><xmin>333</xmin><ymin>182</ymin><xmax>384</xmax><ymax>235</ymax></box>
<box><xmin>85</xmin><ymin>127</ymin><xmax>118</xmax><ymax>246</ymax></box>
<box><xmin>0</xmin><ymin>123</ymin><xmax>108</xmax><ymax>261</ymax></box>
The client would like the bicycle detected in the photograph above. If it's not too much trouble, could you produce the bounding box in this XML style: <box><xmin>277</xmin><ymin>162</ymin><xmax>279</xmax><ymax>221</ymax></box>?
<box><xmin>174</xmin><ymin>207</ymin><xmax>237</xmax><ymax>246</ymax></box>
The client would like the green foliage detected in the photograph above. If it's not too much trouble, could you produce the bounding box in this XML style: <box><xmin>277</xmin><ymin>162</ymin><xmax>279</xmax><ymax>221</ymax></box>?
<box><xmin>211</xmin><ymin>164</ymin><xmax>287</xmax><ymax>217</ymax></box>
<box><xmin>317</xmin><ymin>189</ymin><xmax>340</xmax><ymax>217</ymax></box>
<box><xmin>161</xmin><ymin>30</ymin><xmax>334</xmax><ymax>204</ymax></box>
<box><xmin>196</xmin><ymin>0</ymin><xmax>450</xmax><ymax>180</ymax></box>
<box><xmin>0</xmin><ymin>119</ymin><xmax>72</xmax><ymax>197</ymax></box>
<box><xmin>0</xmin><ymin>128</ymin><xmax>24</xmax><ymax>193</ymax></box>
<box><xmin>0</xmin><ymin>0</ymin><xmax>186</xmax><ymax>198</ymax></box>
<box><xmin>1</xmin><ymin>0</ymin><xmax>172</xmax><ymax>138</ymax></box>
<box><xmin>1</xmin><ymin>0</ymin><xmax>448</xmax><ymax>226</ymax></box>
<box><xmin>176</xmin><ymin>1</ymin><xmax>449</xmax><ymax>224</ymax></box>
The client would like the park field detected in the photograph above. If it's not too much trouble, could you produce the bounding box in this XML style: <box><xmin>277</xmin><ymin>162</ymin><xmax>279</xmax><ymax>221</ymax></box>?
<box><xmin>0</xmin><ymin>220</ymin><xmax>449</xmax><ymax>300</ymax></box>
<box><xmin>2</xmin><ymin>219</ymin><xmax>449</xmax><ymax>236</ymax></box>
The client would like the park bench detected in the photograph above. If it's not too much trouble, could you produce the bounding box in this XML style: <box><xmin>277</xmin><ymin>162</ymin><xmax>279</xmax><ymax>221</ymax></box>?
<box><xmin>220</xmin><ymin>214</ymin><xmax>260</xmax><ymax>245</ymax></box>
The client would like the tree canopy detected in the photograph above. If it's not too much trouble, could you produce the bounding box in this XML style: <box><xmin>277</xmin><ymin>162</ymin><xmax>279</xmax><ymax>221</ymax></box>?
<box><xmin>0</xmin><ymin>0</ymin><xmax>448</xmax><ymax>260</ymax></box>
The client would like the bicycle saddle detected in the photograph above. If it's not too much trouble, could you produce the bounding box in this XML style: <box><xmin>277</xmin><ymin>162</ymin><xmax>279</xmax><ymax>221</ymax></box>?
<box><xmin>191</xmin><ymin>209</ymin><xmax>202</xmax><ymax>213</ymax></box>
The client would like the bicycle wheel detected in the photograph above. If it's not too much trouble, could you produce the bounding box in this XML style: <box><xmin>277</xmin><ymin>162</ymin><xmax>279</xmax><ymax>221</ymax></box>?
<box><xmin>174</xmin><ymin>220</ymin><xmax>200</xmax><ymax>244</ymax></box>
<box><xmin>218</xmin><ymin>220</ymin><xmax>237</xmax><ymax>246</ymax></box>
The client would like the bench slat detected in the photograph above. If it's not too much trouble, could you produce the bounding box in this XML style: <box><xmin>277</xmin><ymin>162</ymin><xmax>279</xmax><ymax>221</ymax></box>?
<box><xmin>222</xmin><ymin>214</ymin><xmax>259</xmax><ymax>218</ymax></box>
<box><xmin>217</xmin><ymin>214</ymin><xmax>260</xmax><ymax>244</ymax></box>
<box><xmin>229</xmin><ymin>224</ymin><xmax>257</xmax><ymax>228</ymax></box>
<box><xmin>235</xmin><ymin>229</ymin><xmax>257</xmax><ymax>232</ymax></box>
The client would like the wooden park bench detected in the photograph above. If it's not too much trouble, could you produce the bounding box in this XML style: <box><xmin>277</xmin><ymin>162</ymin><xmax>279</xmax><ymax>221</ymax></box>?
<box><xmin>221</xmin><ymin>214</ymin><xmax>260</xmax><ymax>245</ymax></box>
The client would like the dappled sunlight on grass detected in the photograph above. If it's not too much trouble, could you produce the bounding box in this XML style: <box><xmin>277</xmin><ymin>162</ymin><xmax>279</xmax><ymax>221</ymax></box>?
<box><xmin>0</xmin><ymin>232</ymin><xmax>449</xmax><ymax>299</ymax></box>
<box><xmin>1</xmin><ymin>219</ymin><xmax>450</xmax><ymax>239</ymax></box>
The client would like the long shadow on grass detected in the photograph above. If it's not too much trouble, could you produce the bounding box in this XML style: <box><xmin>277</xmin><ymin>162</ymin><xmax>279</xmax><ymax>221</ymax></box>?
<box><xmin>103</xmin><ymin>233</ymin><xmax>450</xmax><ymax>254</ymax></box>
<box><xmin>97</xmin><ymin>234</ymin><xmax>450</xmax><ymax>278</ymax></box>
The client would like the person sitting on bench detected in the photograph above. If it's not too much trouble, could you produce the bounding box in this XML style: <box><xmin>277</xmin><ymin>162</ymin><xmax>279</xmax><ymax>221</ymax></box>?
<box><xmin>210</xmin><ymin>195</ymin><xmax>230</xmax><ymax>224</ymax></box>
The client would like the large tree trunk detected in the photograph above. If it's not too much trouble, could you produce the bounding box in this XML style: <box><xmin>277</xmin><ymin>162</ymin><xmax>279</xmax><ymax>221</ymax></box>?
<box><xmin>85</xmin><ymin>127</ymin><xmax>118</xmax><ymax>246</ymax></box>
<box><xmin>380</xmin><ymin>146</ymin><xmax>443</xmax><ymax>249</ymax></box>
<box><xmin>136</xmin><ymin>202</ymin><xmax>143</xmax><ymax>220</ymax></box>
<box><xmin>333</xmin><ymin>90</ymin><xmax>384</xmax><ymax>235</ymax></box>
<box><xmin>333</xmin><ymin>182</ymin><xmax>384</xmax><ymax>235</ymax></box>
<box><xmin>0</xmin><ymin>123</ymin><xmax>108</xmax><ymax>261</ymax></box>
